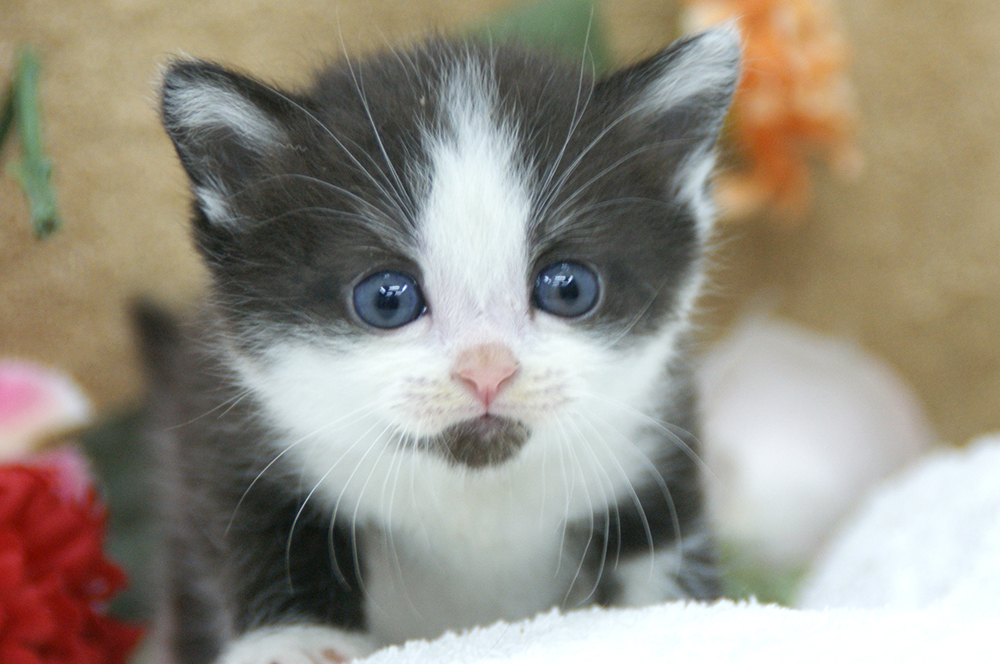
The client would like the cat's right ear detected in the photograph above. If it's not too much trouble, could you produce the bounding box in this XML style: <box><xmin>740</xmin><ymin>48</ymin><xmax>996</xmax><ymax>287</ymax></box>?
<box><xmin>160</xmin><ymin>60</ymin><xmax>296</xmax><ymax>229</ymax></box>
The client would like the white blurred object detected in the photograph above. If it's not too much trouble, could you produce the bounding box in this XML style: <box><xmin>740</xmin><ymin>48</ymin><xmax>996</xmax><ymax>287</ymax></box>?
<box><xmin>697</xmin><ymin>316</ymin><xmax>934</xmax><ymax>571</ymax></box>
<box><xmin>798</xmin><ymin>435</ymin><xmax>1000</xmax><ymax>610</ymax></box>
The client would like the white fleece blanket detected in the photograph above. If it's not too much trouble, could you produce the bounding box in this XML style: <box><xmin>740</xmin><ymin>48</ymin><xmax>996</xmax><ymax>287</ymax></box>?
<box><xmin>360</xmin><ymin>602</ymin><xmax>998</xmax><ymax>663</ymax></box>
<box><xmin>358</xmin><ymin>436</ymin><xmax>1000</xmax><ymax>663</ymax></box>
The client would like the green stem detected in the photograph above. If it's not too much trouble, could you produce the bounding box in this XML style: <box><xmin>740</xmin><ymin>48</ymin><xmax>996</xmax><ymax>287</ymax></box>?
<box><xmin>4</xmin><ymin>47</ymin><xmax>61</xmax><ymax>238</ymax></box>
<box><xmin>0</xmin><ymin>78</ymin><xmax>15</xmax><ymax>155</ymax></box>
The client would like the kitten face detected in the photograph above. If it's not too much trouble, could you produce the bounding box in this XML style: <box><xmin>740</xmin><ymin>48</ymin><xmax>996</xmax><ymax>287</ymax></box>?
<box><xmin>160</xmin><ymin>30</ymin><xmax>739</xmax><ymax>518</ymax></box>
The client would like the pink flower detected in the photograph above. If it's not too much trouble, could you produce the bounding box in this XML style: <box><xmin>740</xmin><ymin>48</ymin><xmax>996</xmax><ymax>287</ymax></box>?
<box><xmin>0</xmin><ymin>362</ymin><xmax>91</xmax><ymax>459</ymax></box>
<box><xmin>0</xmin><ymin>361</ymin><xmax>144</xmax><ymax>662</ymax></box>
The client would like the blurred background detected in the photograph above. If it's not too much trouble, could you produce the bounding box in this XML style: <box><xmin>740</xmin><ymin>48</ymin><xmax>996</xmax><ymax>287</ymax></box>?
<box><xmin>4</xmin><ymin>0</ymin><xmax>1000</xmax><ymax>446</ymax></box>
<box><xmin>3</xmin><ymin>0</ymin><xmax>1000</xmax><ymax>643</ymax></box>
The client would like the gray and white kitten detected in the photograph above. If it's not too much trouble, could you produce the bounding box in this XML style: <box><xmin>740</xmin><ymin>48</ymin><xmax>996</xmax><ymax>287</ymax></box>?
<box><xmin>140</xmin><ymin>25</ymin><xmax>740</xmax><ymax>664</ymax></box>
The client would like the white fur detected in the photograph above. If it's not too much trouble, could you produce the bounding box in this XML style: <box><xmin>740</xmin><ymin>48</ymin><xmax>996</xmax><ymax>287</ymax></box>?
<box><xmin>194</xmin><ymin>183</ymin><xmax>235</xmax><ymax>227</ymax></box>
<box><xmin>217</xmin><ymin>625</ymin><xmax>378</xmax><ymax>664</ymax></box>
<box><xmin>363</xmin><ymin>520</ymin><xmax>581</xmax><ymax>644</ymax></box>
<box><xmin>613</xmin><ymin>531</ymin><xmax>714</xmax><ymax>606</ymax></box>
<box><xmin>165</xmin><ymin>73</ymin><xmax>287</xmax><ymax>227</ymax></box>
<box><xmin>633</xmin><ymin>26</ymin><xmax>740</xmax><ymax>238</ymax></box>
<box><xmin>238</xmin><ymin>320</ymin><xmax>688</xmax><ymax>642</ymax></box>
<box><xmin>230</xmin><ymin>56</ymin><xmax>703</xmax><ymax>645</ymax></box>
<box><xmin>164</xmin><ymin>78</ymin><xmax>284</xmax><ymax>147</ymax></box>
<box><xmin>635</xmin><ymin>26</ymin><xmax>741</xmax><ymax>118</ymax></box>
<box><xmin>417</xmin><ymin>58</ymin><xmax>533</xmax><ymax>346</ymax></box>
<box><xmin>676</xmin><ymin>149</ymin><xmax>721</xmax><ymax>238</ymax></box>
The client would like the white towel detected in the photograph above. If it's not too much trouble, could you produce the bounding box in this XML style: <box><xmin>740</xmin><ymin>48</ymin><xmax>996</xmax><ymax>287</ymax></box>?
<box><xmin>358</xmin><ymin>601</ymin><xmax>999</xmax><ymax>664</ymax></box>
<box><xmin>800</xmin><ymin>434</ymin><xmax>1000</xmax><ymax>611</ymax></box>
<box><xmin>357</xmin><ymin>436</ymin><xmax>1000</xmax><ymax>663</ymax></box>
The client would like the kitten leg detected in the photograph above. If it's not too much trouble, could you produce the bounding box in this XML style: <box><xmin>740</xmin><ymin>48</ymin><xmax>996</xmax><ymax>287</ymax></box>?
<box><xmin>217</xmin><ymin>626</ymin><xmax>380</xmax><ymax>664</ymax></box>
<box><xmin>611</xmin><ymin>530</ymin><xmax>720</xmax><ymax>605</ymax></box>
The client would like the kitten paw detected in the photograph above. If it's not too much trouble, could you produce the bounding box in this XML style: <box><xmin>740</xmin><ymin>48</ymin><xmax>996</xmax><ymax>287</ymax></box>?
<box><xmin>217</xmin><ymin>625</ymin><xmax>378</xmax><ymax>664</ymax></box>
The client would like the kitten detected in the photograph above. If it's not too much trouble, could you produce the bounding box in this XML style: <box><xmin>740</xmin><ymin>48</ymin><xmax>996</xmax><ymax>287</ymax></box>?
<box><xmin>139</xmin><ymin>25</ymin><xmax>740</xmax><ymax>664</ymax></box>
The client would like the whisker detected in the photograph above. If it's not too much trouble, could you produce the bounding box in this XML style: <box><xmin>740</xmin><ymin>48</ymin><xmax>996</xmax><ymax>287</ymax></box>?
<box><xmin>221</xmin><ymin>172</ymin><xmax>412</xmax><ymax>249</ymax></box>
<box><xmin>225</xmin><ymin>402</ymin><xmax>380</xmax><ymax>536</ymax></box>
<box><xmin>577</xmin><ymin>388</ymin><xmax>715</xmax><ymax>484</ymax></box>
<box><xmin>575</xmin><ymin>411</ymin><xmax>656</xmax><ymax>565</ymax></box>
<box><xmin>563</xmin><ymin>414</ymin><xmax>617</xmax><ymax>603</ymax></box>
<box><xmin>552</xmin><ymin>414</ymin><xmax>597</xmax><ymax>606</ymax></box>
<box><xmin>265</xmin><ymin>87</ymin><xmax>413</xmax><ymax>225</ymax></box>
<box><xmin>574</xmin><ymin>396</ymin><xmax>686</xmax><ymax>563</ymax></box>
<box><xmin>328</xmin><ymin>419</ymin><xmax>400</xmax><ymax>601</ymax></box>
<box><xmin>533</xmin><ymin>103</ymin><xmax>642</xmax><ymax>225</ymax></box>
<box><xmin>284</xmin><ymin>416</ymin><xmax>392</xmax><ymax>590</ymax></box>
<box><xmin>541</xmin><ymin>144</ymin><xmax>669</xmax><ymax>237</ymax></box>
<box><xmin>550</xmin><ymin>414</ymin><xmax>575</xmax><ymax>581</ymax></box>
<box><xmin>406</xmin><ymin>418</ymin><xmax>436</xmax><ymax>555</ymax></box>
<box><xmin>539</xmin><ymin>420</ymin><xmax>550</xmax><ymax>528</ymax></box>
<box><xmin>343</xmin><ymin>427</ymin><xmax>407</xmax><ymax>612</ymax></box>
<box><xmin>164</xmin><ymin>386</ymin><xmax>253</xmax><ymax>432</ymax></box>
<box><xmin>341</xmin><ymin>38</ymin><xmax>416</xmax><ymax>220</ymax></box>
<box><xmin>532</xmin><ymin>18</ymin><xmax>596</xmax><ymax>225</ymax></box>
<box><xmin>382</xmin><ymin>432</ymin><xmax>415</xmax><ymax>610</ymax></box>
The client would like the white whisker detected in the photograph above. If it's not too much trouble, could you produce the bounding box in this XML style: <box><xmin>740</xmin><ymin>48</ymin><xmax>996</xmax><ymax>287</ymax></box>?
<box><xmin>575</xmin><ymin>395</ymin><xmax>687</xmax><ymax>556</ymax></box>
<box><xmin>576</xmin><ymin>387</ymin><xmax>715</xmax><ymax>484</ymax></box>
<box><xmin>226</xmin><ymin>402</ymin><xmax>380</xmax><ymax>536</ymax></box>
<box><xmin>284</xmin><ymin>416</ymin><xmax>393</xmax><ymax>589</ymax></box>
<box><xmin>564</xmin><ymin>414</ymin><xmax>618</xmax><ymax>603</ymax></box>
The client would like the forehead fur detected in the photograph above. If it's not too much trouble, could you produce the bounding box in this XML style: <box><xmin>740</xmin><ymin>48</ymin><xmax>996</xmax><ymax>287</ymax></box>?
<box><xmin>416</xmin><ymin>55</ymin><xmax>533</xmax><ymax>344</ymax></box>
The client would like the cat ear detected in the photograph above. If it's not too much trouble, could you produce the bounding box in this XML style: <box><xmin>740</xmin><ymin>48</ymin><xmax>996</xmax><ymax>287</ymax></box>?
<box><xmin>598</xmin><ymin>25</ymin><xmax>741</xmax><ymax>223</ymax></box>
<box><xmin>160</xmin><ymin>60</ymin><xmax>295</xmax><ymax>228</ymax></box>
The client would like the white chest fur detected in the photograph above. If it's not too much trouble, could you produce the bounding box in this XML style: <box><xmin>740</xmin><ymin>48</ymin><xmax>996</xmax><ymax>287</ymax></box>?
<box><xmin>361</xmin><ymin>500</ymin><xmax>583</xmax><ymax>645</ymax></box>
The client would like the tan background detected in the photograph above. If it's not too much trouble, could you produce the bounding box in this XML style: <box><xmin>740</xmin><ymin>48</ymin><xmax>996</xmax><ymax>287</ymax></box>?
<box><xmin>1</xmin><ymin>0</ymin><xmax>998</xmax><ymax>444</ymax></box>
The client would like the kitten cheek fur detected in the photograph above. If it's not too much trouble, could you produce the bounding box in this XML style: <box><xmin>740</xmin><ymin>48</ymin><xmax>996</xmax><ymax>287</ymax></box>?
<box><xmin>149</xmin><ymin>26</ymin><xmax>740</xmax><ymax>662</ymax></box>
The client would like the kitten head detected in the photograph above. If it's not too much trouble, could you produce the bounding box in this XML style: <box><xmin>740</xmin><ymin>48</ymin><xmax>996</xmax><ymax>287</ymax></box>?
<box><xmin>159</xmin><ymin>29</ymin><xmax>739</xmax><ymax>496</ymax></box>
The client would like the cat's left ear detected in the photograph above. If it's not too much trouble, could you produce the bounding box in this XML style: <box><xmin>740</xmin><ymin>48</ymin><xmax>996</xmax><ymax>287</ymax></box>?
<box><xmin>159</xmin><ymin>60</ymin><xmax>299</xmax><ymax>228</ymax></box>
<box><xmin>597</xmin><ymin>25</ymin><xmax>741</xmax><ymax>222</ymax></box>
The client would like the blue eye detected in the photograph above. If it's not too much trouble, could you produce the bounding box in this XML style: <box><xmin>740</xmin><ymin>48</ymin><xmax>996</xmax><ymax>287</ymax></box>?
<box><xmin>352</xmin><ymin>271</ymin><xmax>426</xmax><ymax>329</ymax></box>
<box><xmin>533</xmin><ymin>262</ymin><xmax>599</xmax><ymax>318</ymax></box>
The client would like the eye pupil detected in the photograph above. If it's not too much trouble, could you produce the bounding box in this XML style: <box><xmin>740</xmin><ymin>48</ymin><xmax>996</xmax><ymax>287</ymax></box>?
<box><xmin>377</xmin><ymin>285</ymin><xmax>405</xmax><ymax>312</ymax></box>
<box><xmin>354</xmin><ymin>272</ymin><xmax>425</xmax><ymax>329</ymax></box>
<box><xmin>533</xmin><ymin>262</ymin><xmax>599</xmax><ymax>318</ymax></box>
<box><xmin>554</xmin><ymin>276</ymin><xmax>578</xmax><ymax>301</ymax></box>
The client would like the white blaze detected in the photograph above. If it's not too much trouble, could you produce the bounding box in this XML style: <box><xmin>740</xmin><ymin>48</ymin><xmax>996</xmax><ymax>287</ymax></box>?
<box><xmin>417</xmin><ymin>61</ymin><xmax>534</xmax><ymax>348</ymax></box>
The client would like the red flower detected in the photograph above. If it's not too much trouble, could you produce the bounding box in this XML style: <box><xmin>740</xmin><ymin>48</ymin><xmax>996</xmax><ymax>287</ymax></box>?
<box><xmin>0</xmin><ymin>462</ymin><xmax>143</xmax><ymax>664</ymax></box>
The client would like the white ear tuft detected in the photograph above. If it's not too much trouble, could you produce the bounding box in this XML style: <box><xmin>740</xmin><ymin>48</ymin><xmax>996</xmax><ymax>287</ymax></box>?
<box><xmin>636</xmin><ymin>24</ymin><xmax>742</xmax><ymax>119</ymax></box>
<box><xmin>162</xmin><ymin>74</ymin><xmax>284</xmax><ymax>149</ymax></box>
<box><xmin>159</xmin><ymin>60</ymin><xmax>292</xmax><ymax>227</ymax></box>
<box><xmin>614</xmin><ymin>25</ymin><xmax>741</xmax><ymax>235</ymax></box>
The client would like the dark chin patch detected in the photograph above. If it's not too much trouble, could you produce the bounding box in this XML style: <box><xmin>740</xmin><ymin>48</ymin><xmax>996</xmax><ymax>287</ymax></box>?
<box><xmin>432</xmin><ymin>416</ymin><xmax>530</xmax><ymax>469</ymax></box>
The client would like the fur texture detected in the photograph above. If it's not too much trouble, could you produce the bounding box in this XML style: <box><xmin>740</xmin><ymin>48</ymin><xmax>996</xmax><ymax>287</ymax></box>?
<box><xmin>143</xmin><ymin>27</ymin><xmax>740</xmax><ymax>663</ymax></box>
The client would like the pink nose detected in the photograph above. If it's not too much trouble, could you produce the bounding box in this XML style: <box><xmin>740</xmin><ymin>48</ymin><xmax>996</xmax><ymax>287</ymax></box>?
<box><xmin>452</xmin><ymin>343</ymin><xmax>519</xmax><ymax>409</ymax></box>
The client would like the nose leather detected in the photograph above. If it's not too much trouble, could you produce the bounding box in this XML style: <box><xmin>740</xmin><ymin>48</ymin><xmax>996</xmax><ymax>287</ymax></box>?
<box><xmin>452</xmin><ymin>343</ymin><xmax>519</xmax><ymax>409</ymax></box>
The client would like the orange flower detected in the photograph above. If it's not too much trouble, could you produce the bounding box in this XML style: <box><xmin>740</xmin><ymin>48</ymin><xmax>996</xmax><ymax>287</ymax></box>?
<box><xmin>682</xmin><ymin>0</ymin><xmax>862</xmax><ymax>223</ymax></box>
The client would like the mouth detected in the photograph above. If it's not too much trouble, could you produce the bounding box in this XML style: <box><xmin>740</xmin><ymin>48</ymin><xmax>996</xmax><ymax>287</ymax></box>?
<box><xmin>429</xmin><ymin>415</ymin><xmax>530</xmax><ymax>469</ymax></box>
